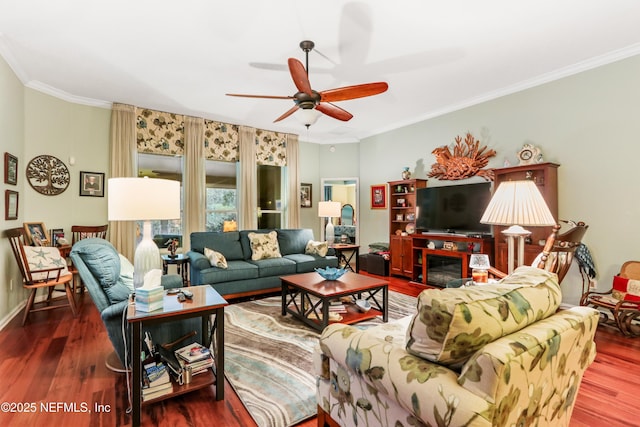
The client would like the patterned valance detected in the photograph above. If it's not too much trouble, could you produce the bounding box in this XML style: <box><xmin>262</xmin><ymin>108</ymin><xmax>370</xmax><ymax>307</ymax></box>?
<box><xmin>256</xmin><ymin>130</ymin><xmax>287</xmax><ymax>166</ymax></box>
<box><xmin>136</xmin><ymin>108</ymin><xmax>185</xmax><ymax>156</ymax></box>
<box><xmin>204</xmin><ymin>120</ymin><xmax>239</xmax><ymax>162</ymax></box>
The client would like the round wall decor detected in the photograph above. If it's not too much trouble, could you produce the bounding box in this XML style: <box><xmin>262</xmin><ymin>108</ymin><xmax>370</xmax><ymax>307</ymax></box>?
<box><xmin>26</xmin><ymin>155</ymin><xmax>70</xmax><ymax>195</ymax></box>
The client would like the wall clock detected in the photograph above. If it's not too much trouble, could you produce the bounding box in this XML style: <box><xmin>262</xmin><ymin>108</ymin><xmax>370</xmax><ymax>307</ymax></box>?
<box><xmin>26</xmin><ymin>155</ymin><xmax>70</xmax><ymax>195</ymax></box>
<box><xmin>517</xmin><ymin>144</ymin><xmax>541</xmax><ymax>165</ymax></box>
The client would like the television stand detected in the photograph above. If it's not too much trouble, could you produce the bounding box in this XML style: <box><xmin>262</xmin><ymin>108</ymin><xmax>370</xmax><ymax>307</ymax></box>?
<box><xmin>410</xmin><ymin>234</ymin><xmax>494</xmax><ymax>287</ymax></box>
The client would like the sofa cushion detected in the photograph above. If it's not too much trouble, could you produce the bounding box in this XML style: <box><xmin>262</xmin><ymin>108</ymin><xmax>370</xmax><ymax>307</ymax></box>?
<box><xmin>249</xmin><ymin>257</ymin><xmax>297</xmax><ymax>277</ymax></box>
<box><xmin>190</xmin><ymin>231</ymin><xmax>244</xmax><ymax>260</ymax></box>
<box><xmin>305</xmin><ymin>240</ymin><xmax>328</xmax><ymax>257</ymax></box>
<box><xmin>118</xmin><ymin>254</ymin><xmax>135</xmax><ymax>292</ymax></box>
<box><xmin>284</xmin><ymin>253</ymin><xmax>338</xmax><ymax>273</ymax></box>
<box><xmin>197</xmin><ymin>260</ymin><xmax>259</xmax><ymax>284</ymax></box>
<box><xmin>406</xmin><ymin>266</ymin><xmax>562</xmax><ymax>367</ymax></box>
<box><xmin>248</xmin><ymin>231</ymin><xmax>282</xmax><ymax>260</ymax></box>
<box><xmin>204</xmin><ymin>247</ymin><xmax>228</xmax><ymax>269</ymax></box>
<box><xmin>277</xmin><ymin>228</ymin><xmax>315</xmax><ymax>255</ymax></box>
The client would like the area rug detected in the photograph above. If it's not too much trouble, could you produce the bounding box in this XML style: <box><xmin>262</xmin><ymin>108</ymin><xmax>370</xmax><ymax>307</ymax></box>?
<box><xmin>223</xmin><ymin>291</ymin><xmax>417</xmax><ymax>427</ymax></box>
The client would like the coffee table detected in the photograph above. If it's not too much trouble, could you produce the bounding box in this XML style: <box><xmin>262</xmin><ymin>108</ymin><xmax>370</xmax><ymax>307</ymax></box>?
<box><xmin>280</xmin><ymin>271</ymin><xmax>388</xmax><ymax>331</ymax></box>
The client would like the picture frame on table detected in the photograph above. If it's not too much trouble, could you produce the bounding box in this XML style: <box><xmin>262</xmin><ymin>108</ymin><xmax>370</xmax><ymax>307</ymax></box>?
<box><xmin>4</xmin><ymin>152</ymin><xmax>18</xmax><ymax>185</ymax></box>
<box><xmin>5</xmin><ymin>190</ymin><xmax>18</xmax><ymax>220</ymax></box>
<box><xmin>370</xmin><ymin>184</ymin><xmax>387</xmax><ymax>209</ymax></box>
<box><xmin>24</xmin><ymin>222</ymin><xmax>49</xmax><ymax>246</ymax></box>
<box><xmin>300</xmin><ymin>183</ymin><xmax>312</xmax><ymax>208</ymax></box>
<box><xmin>79</xmin><ymin>171</ymin><xmax>105</xmax><ymax>197</ymax></box>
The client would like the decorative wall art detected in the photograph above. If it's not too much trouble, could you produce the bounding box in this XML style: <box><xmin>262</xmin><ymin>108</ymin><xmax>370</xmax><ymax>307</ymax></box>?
<box><xmin>428</xmin><ymin>132</ymin><xmax>497</xmax><ymax>181</ymax></box>
<box><xmin>4</xmin><ymin>152</ymin><xmax>18</xmax><ymax>185</ymax></box>
<box><xmin>24</xmin><ymin>221</ymin><xmax>49</xmax><ymax>246</ymax></box>
<box><xmin>26</xmin><ymin>155</ymin><xmax>70</xmax><ymax>195</ymax></box>
<box><xmin>5</xmin><ymin>190</ymin><xmax>18</xmax><ymax>220</ymax></box>
<box><xmin>79</xmin><ymin>171</ymin><xmax>105</xmax><ymax>197</ymax></box>
<box><xmin>300</xmin><ymin>183</ymin><xmax>312</xmax><ymax>208</ymax></box>
<box><xmin>370</xmin><ymin>184</ymin><xmax>387</xmax><ymax>209</ymax></box>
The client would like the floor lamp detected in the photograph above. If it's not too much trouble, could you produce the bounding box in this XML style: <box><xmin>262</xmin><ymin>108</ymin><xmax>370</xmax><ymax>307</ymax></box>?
<box><xmin>318</xmin><ymin>201</ymin><xmax>341</xmax><ymax>245</ymax></box>
<box><xmin>108</xmin><ymin>177</ymin><xmax>181</xmax><ymax>288</ymax></box>
<box><xmin>480</xmin><ymin>180</ymin><xmax>556</xmax><ymax>274</ymax></box>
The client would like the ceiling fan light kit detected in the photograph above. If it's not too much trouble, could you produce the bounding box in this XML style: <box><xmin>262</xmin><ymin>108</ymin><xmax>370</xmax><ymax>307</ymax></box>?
<box><xmin>227</xmin><ymin>40</ymin><xmax>388</xmax><ymax>128</ymax></box>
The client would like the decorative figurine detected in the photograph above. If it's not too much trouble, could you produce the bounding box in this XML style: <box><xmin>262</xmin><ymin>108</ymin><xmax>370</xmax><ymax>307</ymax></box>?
<box><xmin>166</xmin><ymin>238</ymin><xmax>179</xmax><ymax>257</ymax></box>
<box><xmin>402</xmin><ymin>167</ymin><xmax>411</xmax><ymax>180</ymax></box>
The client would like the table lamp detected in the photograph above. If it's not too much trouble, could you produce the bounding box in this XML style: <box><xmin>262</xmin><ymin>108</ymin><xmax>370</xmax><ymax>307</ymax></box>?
<box><xmin>469</xmin><ymin>253</ymin><xmax>490</xmax><ymax>284</ymax></box>
<box><xmin>480</xmin><ymin>180</ymin><xmax>556</xmax><ymax>274</ymax></box>
<box><xmin>108</xmin><ymin>177</ymin><xmax>180</xmax><ymax>288</ymax></box>
<box><xmin>318</xmin><ymin>201</ymin><xmax>341</xmax><ymax>245</ymax></box>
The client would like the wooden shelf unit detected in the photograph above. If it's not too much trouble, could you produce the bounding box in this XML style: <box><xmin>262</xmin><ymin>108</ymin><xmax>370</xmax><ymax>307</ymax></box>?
<box><xmin>388</xmin><ymin>179</ymin><xmax>427</xmax><ymax>277</ymax></box>
<box><xmin>490</xmin><ymin>162</ymin><xmax>559</xmax><ymax>272</ymax></box>
<box><xmin>411</xmin><ymin>233</ymin><xmax>494</xmax><ymax>287</ymax></box>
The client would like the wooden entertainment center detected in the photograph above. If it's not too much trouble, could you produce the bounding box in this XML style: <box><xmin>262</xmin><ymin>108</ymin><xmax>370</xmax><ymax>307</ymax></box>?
<box><xmin>387</xmin><ymin>162</ymin><xmax>558</xmax><ymax>286</ymax></box>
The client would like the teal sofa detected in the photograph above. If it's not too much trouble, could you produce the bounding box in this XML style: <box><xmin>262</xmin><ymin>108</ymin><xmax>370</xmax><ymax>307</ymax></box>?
<box><xmin>187</xmin><ymin>228</ymin><xmax>338</xmax><ymax>298</ymax></box>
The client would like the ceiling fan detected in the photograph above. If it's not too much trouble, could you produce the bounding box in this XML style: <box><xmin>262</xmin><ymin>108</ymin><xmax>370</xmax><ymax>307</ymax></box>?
<box><xmin>226</xmin><ymin>40</ymin><xmax>388</xmax><ymax>126</ymax></box>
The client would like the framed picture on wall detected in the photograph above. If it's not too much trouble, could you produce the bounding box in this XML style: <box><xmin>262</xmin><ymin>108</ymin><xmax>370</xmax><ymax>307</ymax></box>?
<box><xmin>79</xmin><ymin>171</ymin><xmax>105</xmax><ymax>197</ymax></box>
<box><xmin>5</xmin><ymin>190</ymin><xmax>18</xmax><ymax>220</ymax></box>
<box><xmin>370</xmin><ymin>184</ymin><xmax>387</xmax><ymax>209</ymax></box>
<box><xmin>300</xmin><ymin>183</ymin><xmax>312</xmax><ymax>208</ymax></box>
<box><xmin>4</xmin><ymin>152</ymin><xmax>18</xmax><ymax>185</ymax></box>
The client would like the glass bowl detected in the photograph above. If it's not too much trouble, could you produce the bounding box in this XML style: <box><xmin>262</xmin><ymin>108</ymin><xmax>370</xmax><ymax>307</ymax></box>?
<box><xmin>315</xmin><ymin>267</ymin><xmax>347</xmax><ymax>280</ymax></box>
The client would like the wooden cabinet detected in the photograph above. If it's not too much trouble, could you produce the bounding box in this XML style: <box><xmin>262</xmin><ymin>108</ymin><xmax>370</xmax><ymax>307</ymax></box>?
<box><xmin>491</xmin><ymin>162</ymin><xmax>559</xmax><ymax>272</ymax></box>
<box><xmin>390</xmin><ymin>235</ymin><xmax>413</xmax><ymax>276</ymax></box>
<box><xmin>388</xmin><ymin>179</ymin><xmax>427</xmax><ymax>277</ymax></box>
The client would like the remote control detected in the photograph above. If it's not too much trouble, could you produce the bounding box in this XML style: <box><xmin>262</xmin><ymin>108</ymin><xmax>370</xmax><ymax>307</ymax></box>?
<box><xmin>182</xmin><ymin>289</ymin><xmax>193</xmax><ymax>299</ymax></box>
<box><xmin>177</xmin><ymin>293</ymin><xmax>186</xmax><ymax>302</ymax></box>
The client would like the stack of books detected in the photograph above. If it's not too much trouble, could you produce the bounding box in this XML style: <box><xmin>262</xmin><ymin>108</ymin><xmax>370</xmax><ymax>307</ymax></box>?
<box><xmin>136</xmin><ymin>286</ymin><xmax>164</xmax><ymax>312</ymax></box>
<box><xmin>174</xmin><ymin>342</ymin><xmax>214</xmax><ymax>375</ymax></box>
<box><xmin>142</xmin><ymin>361</ymin><xmax>172</xmax><ymax>401</ymax></box>
<box><xmin>329</xmin><ymin>300</ymin><xmax>347</xmax><ymax>313</ymax></box>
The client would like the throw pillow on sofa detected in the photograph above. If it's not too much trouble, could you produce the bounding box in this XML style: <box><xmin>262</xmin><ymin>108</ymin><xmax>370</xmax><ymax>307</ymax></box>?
<box><xmin>248</xmin><ymin>231</ymin><xmax>282</xmax><ymax>260</ymax></box>
<box><xmin>406</xmin><ymin>266</ymin><xmax>562</xmax><ymax>367</ymax></box>
<box><xmin>305</xmin><ymin>240</ymin><xmax>328</xmax><ymax>257</ymax></box>
<box><xmin>205</xmin><ymin>247</ymin><xmax>228</xmax><ymax>269</ymax></box>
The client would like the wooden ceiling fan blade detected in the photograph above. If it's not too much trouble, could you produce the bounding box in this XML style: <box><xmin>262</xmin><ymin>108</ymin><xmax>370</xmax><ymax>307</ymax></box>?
<box><xmin>273</xmin><ymin>105</ymin><xmax>300</xmax><ymax>123</ymax></box>
<box><xmin>288</xmin><ymin>58</ymin><xmax>313</xmax><ymax>95</ymax></box>
<box><xmin>316</xmin><ymin>103</ymin><xmax>353</xmax><ymax>122</ymax></box>
<box><xmin>320</xmin><ymin>82</ymin><xmax>388</xmax><ymax>102</ymax></box>
<box><xmin>226</xmin><ymin>93</ymin><xmax>293</xmax><ymax>100</ymax></box>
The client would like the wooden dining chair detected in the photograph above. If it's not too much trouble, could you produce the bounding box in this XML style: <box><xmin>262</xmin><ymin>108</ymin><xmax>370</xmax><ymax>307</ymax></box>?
<box><xmin>5</xmin><ymin>227</ymin><xmax>77</xmax><ymax>325</ymax></box>
<box><xmin>68</xmin><ymin>224</ymin><xmax>108</xmax><ymax>293</ymax></box>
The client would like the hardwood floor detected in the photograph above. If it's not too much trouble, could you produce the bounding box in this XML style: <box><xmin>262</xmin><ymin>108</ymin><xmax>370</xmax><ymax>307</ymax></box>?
<box><xmin>0</xmin><ymin>274</ymin><xmax>638</xmax><ymax>426</ymax></box>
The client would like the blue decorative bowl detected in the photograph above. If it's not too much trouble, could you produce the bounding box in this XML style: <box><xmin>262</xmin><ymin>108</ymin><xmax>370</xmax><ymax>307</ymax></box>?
<box><xmin>315</xmin><ymin>267</ymin><xmax>347</xmax><ymax>281</ymax></box>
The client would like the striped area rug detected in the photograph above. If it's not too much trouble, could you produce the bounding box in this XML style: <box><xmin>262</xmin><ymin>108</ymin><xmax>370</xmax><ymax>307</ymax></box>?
<box><xmin>223</xmin><ymin>291</ymin><xmax>417</xmax><ymax>427</ymax></box>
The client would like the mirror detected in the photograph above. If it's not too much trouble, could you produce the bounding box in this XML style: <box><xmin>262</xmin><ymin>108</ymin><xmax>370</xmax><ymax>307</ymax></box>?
<box><xmin>321</xmin><ymin>177</ymin><xmax>359</xmax><ymax>244</ymax></box>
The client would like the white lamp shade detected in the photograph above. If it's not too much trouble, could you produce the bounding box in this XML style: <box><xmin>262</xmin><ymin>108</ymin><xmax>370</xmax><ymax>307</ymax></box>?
<box><xmin>318</xmin><ymin>201</ymin><xmax>341</xmax><ymax>218</ymax></box>
<box><xmin>108</xmin><ymin>177</ymin><xmax>180</xmax><ymax>221</ymax></box>
<box><xmin>469</xmin><ymin>254</ymin><xmax>491</xmax><ymax>269</ymax></box>
<box><xmin>480</xmin><ymin>180</ymin><xmax>556</xmax><ymax>227</ymax></box>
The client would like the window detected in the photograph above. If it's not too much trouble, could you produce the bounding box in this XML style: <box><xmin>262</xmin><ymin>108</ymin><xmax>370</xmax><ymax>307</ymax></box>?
<box><xmin>205</xmin><ymin>160</ymin><xmax>238</xmax><ymax>231</ymax></box>
<box><xmin>257</xmin><ymin>164</ymin><xmax>283</xmax><ymax>228</ymax></box>
<box><xmin>137</xmin><ymin>153</ymin><xmax>183</xmax><ymax>244</ymax></box>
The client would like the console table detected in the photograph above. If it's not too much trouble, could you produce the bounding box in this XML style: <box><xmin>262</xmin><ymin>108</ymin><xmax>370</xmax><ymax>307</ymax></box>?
<box><xmin>410</xmin><ymin>234</ymin><xmax>493</xmax><ymax>287</ymax></box>
<box><xmin>127</xmin><ymin>286</ymin><xmax>228</xmax><ymax>426</ymax></box>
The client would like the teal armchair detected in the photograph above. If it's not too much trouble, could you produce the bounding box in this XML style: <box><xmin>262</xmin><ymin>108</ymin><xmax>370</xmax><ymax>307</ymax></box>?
<box><xmin>70</xmin><ymin>238</ymin><xmax>200</xmax><ymax>370</ymax></box>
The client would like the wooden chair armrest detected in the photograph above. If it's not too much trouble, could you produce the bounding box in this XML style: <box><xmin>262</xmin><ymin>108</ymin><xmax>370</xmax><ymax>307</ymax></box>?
<box><xmin>488</xmin><ymin>266</ymin><xmax>507</xmax><ymax>279</ymax></box>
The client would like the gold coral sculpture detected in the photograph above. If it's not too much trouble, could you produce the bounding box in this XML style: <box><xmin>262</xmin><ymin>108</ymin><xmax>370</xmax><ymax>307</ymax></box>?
<box><xmin>428</xmin><ymin>132</ymin><xmax>496</xmax><ymax>181</ymax></box>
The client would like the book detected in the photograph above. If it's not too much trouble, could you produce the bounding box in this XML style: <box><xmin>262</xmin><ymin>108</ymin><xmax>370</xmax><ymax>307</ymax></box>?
<box><xmin>142</xmin><ymin>381</ymin><xmax>173</xmax><ymax>401</ymax></box>
<box><xmin>175</xmin><ymin>343</ymin><xmax>211</xmax><ymax>363</ymax></box>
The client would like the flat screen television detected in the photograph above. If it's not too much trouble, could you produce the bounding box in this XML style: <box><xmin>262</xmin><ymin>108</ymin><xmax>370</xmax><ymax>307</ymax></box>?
<box><xmin>415</xmin><ymin>182</ymin><xmax>492</xmax><ymax>235</ymax></box>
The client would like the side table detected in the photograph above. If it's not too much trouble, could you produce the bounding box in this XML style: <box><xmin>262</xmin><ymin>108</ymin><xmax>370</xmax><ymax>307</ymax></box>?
<box><xmin>330</xmin><ymin>244</ymin><xmax>360</xmax><ymax>272</ymax></box>
<box><xmin>127</xmin><ymin>285</ymin><xmax>228</xmax><ymax>427</ymax></box>
<box><xmin>162</xmin><ymin>254</ymin><xmax>190</xmax><ymax>285</ymax></box>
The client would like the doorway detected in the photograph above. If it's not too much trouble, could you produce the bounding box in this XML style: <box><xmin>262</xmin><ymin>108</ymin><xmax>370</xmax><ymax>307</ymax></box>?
<box><xmin>320</xmin><ymin>177</ymin><xmax>359</xmax><ymax>244</ymax></box>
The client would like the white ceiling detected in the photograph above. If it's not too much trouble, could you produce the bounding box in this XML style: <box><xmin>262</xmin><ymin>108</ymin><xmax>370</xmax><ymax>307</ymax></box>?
<box><xmin>1</xmin><ymin>1</ymin><xmax>640</xmax><ymax>144</ymax></box>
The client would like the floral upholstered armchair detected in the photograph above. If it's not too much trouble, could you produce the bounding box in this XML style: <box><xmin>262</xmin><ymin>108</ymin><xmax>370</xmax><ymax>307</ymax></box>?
<box><xmin>315</xmin><ymin>267</ymin><xmax>600</xmax><ymax>427</ymax></box>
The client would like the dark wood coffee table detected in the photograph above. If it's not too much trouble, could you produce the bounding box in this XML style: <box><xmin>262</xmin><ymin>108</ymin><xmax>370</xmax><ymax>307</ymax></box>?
<box><xmin>280</xmin><ymin>271</ymin><xmax>388</xmax><ymax>331</ymax></box>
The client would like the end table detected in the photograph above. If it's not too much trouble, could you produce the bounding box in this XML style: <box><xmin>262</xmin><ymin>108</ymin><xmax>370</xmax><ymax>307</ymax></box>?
<box><xmin>162</xmin><ymin>254</ymin><xmax>190</xmax><ymax>285</ymax></box>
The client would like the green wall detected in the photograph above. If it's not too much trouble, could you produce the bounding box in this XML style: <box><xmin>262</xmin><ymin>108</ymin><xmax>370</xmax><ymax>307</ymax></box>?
<box><xmin>358</xmin><ymin>54</ymin><xmax>640</xmax><ymax>303</ymax></box>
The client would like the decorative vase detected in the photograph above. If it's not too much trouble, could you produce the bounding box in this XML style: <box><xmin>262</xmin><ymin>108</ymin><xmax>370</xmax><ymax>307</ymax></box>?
<box><xmin>401</xmin><ymin>167</ymin><xmax>411</xmax><ymax>180</ymax></box>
